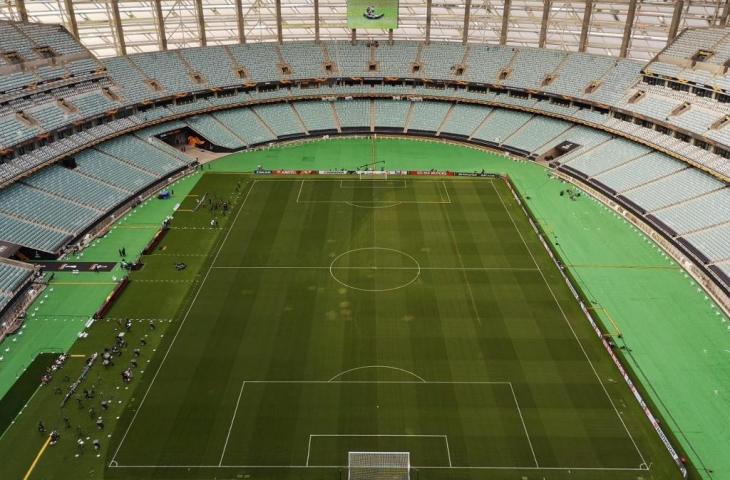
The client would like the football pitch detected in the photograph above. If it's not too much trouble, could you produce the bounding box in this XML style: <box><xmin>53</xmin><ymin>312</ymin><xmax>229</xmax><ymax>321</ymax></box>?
<box><xmin>103</xmin><ymin>174</ymin><xmax>674</xmax><ymax>479</ymax></box>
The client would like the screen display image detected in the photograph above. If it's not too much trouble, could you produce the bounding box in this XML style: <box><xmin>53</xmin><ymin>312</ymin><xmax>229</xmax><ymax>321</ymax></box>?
<box><xmin>347</xmin><ymin>0</ymin><xmax>399</xmax><ymax>29</ymax></box>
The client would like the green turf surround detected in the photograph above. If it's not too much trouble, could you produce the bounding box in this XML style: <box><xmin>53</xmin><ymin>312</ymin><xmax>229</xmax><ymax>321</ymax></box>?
<box><xmin>0</xmin><ymin>138</ymin><xmax>726</xmax><ymax>480</ymax></box>
<box><xmin>0</xmin><ymin>173</ymin><xmax>202</xmax><ymax>399</ymax></box>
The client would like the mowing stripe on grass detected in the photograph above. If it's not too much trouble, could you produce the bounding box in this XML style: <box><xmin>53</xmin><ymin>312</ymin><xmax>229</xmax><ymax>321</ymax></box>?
<box><xmin>491</xmin><ymin>180</ymin><xmax>648</xmax><ymax>467</ymax></box>
<box><xmin>109</xmin><ymin>179</ymin><xmax>257</xmax><ymax>466</ymax></box>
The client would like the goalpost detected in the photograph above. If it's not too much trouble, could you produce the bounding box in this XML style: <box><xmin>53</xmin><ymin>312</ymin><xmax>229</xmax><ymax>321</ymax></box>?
<box><xmin>358</xmin><ymin>170</ymin><xmax>388</xmax><ymax>181</ymax></box>
<box><xmin>348</xmin><ymin>452</ymin><xmax>410</xmax><ymax>480</ymax></box>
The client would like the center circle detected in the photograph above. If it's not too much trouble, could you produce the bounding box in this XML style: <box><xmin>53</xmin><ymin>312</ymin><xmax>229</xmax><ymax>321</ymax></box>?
<box><xmin>329</xmin><ymin>247</ymin><xmax>421</xmax><ymax>292</ymax></box>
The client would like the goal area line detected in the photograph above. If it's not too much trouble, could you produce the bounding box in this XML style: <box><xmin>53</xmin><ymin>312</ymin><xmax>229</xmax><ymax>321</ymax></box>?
<box><xmin>306</xmin><ymin>435</ymin><xmax>451</xmax><ymax>467</ymax></box>
<box><xmin>295</xmin><ymin>178</ymin><xmax>453</xmax><ymax>205</ymax></box>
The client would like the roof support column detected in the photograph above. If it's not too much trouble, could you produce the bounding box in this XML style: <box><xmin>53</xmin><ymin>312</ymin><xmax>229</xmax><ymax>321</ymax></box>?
<box><xmin>275</xmin><ymin>0</ymin><xmax>283</xmax><ymax>44</ymax></box>
<box><xmin>667</xmin><ymin>0</ymin><xmax>684</xmax><ymax>46</ymax></box>
<box><xmin>63</xmin><ymin>0</ymin><xmax>79</xmax><ymax>39</ymax></box>
<box><xmin>720</xmin><ymin>2</ymin><xmax>730</xmax><ymax>27</ymax></box>
<box><xmin>578</xmin><ymin>0</ymin><xmax>593</xmax><ymax>52</ymax></box>
<box><xmin>425</xmin><ymin>0</ymin><xmax>432</xmax><ymax>44</ymax></box>
<box><xmin>619</xmin><ymin>0</ymin><xmax>637</xmax><ymax>58</ymax></box>
<box><xmin>110</xmin><ymin>0</ymin><xmax>127</xmax><ymax>56</ymax></box>
<box><xmin>500</xmin><ymin>0</ymin><xmax>511</xmax><ymax>45</ymax></box>
<box><xmin>154</xmin><ymin>0</ymin><xmax>167</xmax><ymax>51</ymax></box>
<box><xmin>314</xmin><ymin>0</ymin><xmax>320</xmax><ymax>42</ymax></box>
<box><xmin>195</xmin><ymin>0</ymin><xmax>206</xmax><ymax>47</ymax></box>
<box><xmin>538</xmin><ymin>0</ymin><xmax>551</xmax><ymax>48</ymax></box>
<box><xmin>462</xmin><ymin>0</ymin><xmax>472</xmax><ymax>45</ymax></box>
<box><xmin>235</xmin><ymin>0</ymin><xmax>246</xmax><ymax>43</ymax></box>
<box><xmin>16</xmin><ymin>0</ymin><xmax>28</xmax><ymax>22</ymax></box>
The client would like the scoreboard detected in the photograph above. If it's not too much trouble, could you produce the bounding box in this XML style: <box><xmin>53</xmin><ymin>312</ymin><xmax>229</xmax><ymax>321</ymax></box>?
<box><xmin>347</xmin><ymin>0</ymin><xmax>399</xmax><ymax>30</ymax></box>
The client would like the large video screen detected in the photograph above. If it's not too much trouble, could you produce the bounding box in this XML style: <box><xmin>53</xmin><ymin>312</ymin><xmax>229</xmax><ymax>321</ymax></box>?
<box><xmin>347</xmin><ymin>0</ymin><xmax>399</xmax><ymax>30</ymax></box>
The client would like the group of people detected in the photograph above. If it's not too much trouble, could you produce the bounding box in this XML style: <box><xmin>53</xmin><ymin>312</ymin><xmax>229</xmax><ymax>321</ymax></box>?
<box><xmin>38</xmin><ymin>317</ymin><xmax>154</xmax><ymax>455</ymax></box>
<box><xmin>40</xmin><ymin>353</ymin><xmax>68</xmax><ymax>385</ymax></box>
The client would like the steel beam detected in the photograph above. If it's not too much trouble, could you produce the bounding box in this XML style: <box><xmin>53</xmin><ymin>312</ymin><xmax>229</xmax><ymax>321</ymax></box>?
<box><xmin>63</xmin><ymin>0</ymin><xmax>79</xmax><ymax>39</ymax></box>
<box><xmin>314</xmin><ymin>0</ymin><xmax>320</xmax><ymax>42</ymax></box>
<box><xmin>667</xmin><ymin>0</ymin><xmax>684</xmax><ymax>46</ymax></box>
<box><xmin>425</xmin><ymin>0</ymin><xmax>432</xmax><ymax>44</ymax></box>
<box><xmin>578</xmin><ymin>0</ymin><xmax>593</xmax><ymax>52</ymax></box>
<box><xmin>721</xmin><ymin>0</ymin><xmax>730</xmax><ymax>26</ymax></box>
<box><xmin>195</xmin><ymin>0</ymin><xmax>206</xmax><ymax>47</ymax></box>
<box><xmin>154</xmin><ymin>0</ymin><xmax>167</xmax><ymax>51</ymax></box>
<box><xmin>235</xmin><ymin>0</ymin><xmax>245</xmax><ymax>43</ymax></box>
<box><xmin>500</xmin><ymin>0</ymin><xmax>511</xmax><ymax>45</ymax></box>
<box><xmin>463</xmin><ymin>0</ymin><xmax>472</xmax><ymax>45</ymax></box>
<box><xmin>539</xmin><ymin>0</ymin><xmax>551</xmax><ymax>48</ymax></box>
<box><xmin>275</xmin><ymin>0</ymin><xmax>283</xmax><ymax>44</ymax></box>
<box><xmin>16</xmin><ymin>0</ymin><xmax>28</xmax><ymax>22</ymax></box>
<box><xmin>110</xmin><ymin>0</ymin><xmax>127</xmax><ymax>56</ymax></box>
<box><xmin>619</xmin><ymin>0</ymin><xmax>637</xmax><ymax>58</ymax></box>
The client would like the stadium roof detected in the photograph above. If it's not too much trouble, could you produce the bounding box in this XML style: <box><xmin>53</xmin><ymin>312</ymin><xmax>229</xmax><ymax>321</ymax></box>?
<box><xmin>0</xmin><ymin>0</ymin><xmax>728</xmax><ymax>61</ymax></box>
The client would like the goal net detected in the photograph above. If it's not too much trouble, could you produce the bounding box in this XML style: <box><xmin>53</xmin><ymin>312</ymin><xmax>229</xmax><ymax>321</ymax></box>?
<box><xmin>358</xmin><ymin>170</ymin><xmax>388</xmax><ymax>181</ymax></box>
<box><xmin>348</xmin><ymin>452</ymin><xmax>410</xmax><ymax>480</ymax></box>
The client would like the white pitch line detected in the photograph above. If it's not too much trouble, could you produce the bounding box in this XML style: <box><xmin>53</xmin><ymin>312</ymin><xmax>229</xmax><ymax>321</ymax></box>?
<box><xmin>219</xmin><ymin>381</ymin><xmax>246</xmax><ymax>466</ymax></box>
<box><xmin>109</xmin><ymin>464</ymin><xmax>650</xmax><ymax>471</ymax></box>
<box><xmin>441</xmin><ymin>180</ymin><xmax>452</xmax><ymax>204</ymax></box>
<box><xmin>109</xmin><ymin>180</ymin><xmax>258</xmax><ymax>466</ymax></box>
<box><xmin>507</xmin><ymin>383</ymin><xmax>539</xmax><ymax>467</ymax></box>
<box><xmin>211</xmin><ymin>265</ymin><xmax>538</xmax><ymax>271</ymax></box>
<box><xmin>296</xmin><ymin>179</ymin><xmax>304</xmax><ymax>204</ymax></box>
<box><xmin>298</xmin><ymin>200</ymin><xmax>451</xmax><ymax>204</ymax></box>
<box><xmin>444</xmin><ymin>435</ymin><xmax>453</xmax><ymax>467</ymax></box>
<box><xmin>305</xmin><ymin>435</ymin><xmax>312</xmax><ymax>466</ymax></box>
<box><xmin>491</xmin><ymin>181</ymin><xmax>647</xmax><ymax>467</ymax></box>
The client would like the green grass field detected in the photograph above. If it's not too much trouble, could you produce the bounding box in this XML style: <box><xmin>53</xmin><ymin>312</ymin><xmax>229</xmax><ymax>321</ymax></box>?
<box><xmin>89</xmin><ymin>174</ymin><xmax>681</xmax><ymax>479</ymax></box>
<box><xmin>347</xmin><ymin>0</ymin><xmax>398</xmax><ymax>29</ymax></box>
<box><xmin>1</xmin><ymin>139</ymin><xmax>707</xmax><ymax>480</ymax></box>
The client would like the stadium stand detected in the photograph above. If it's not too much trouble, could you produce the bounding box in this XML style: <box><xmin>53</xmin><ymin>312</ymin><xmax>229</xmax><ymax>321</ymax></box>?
<box><xmin>213</xmin><ymin>109</ymin><xmax>275</xmax><ymax>145</ymax></box>
<box><xmin>0</xmin><ymin>260</ymin><xmax>34</xmax><ymax>313</ymax></box>
<box><xmin>253</xmin><ymin>104</ymin><xmax>305</xmax><ymax>137</ymax></box>
<box><xmin>185</xmin><ymin>115</ymin><xmax>246</xmax><ymax>150</ymax></box>
<box><xmin>440</xmin><ymin>104</ymin><xmax>490</xmax><ymax>137</ymax></box>
<box><xmin>334</xmin><ymin>100</ymin><xmax>371</xmax><ymax>129</ymax></box>
<box><xmin>407</xmin><ymin>102</ymin><xmax>451</xmax><ymax>132</ymax></box>
<box><xmin>0</xmin><ymin>19</ymin><xmax>727</xmax><ymax>317</ymax></box>
<box><xmin>373</xmin><ymin>100</ymin><xmax>410</xmax><ymax>130</ymax></box>
<box><xmin>292</xmin><ymin>102</ymin><xmax>338</xmax><ymax>132</ymax></box>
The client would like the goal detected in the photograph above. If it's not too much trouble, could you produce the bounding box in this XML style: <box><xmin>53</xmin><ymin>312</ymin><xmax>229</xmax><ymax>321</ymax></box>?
<box><xmin>348</xmin><ymin>452</ymin><xmax>410</xmax><ymax>480</ymax></box>
<box><xmin>358</xmin><ymin>170</ymin><xmax>388</xmax><ymax>181</ymax></box>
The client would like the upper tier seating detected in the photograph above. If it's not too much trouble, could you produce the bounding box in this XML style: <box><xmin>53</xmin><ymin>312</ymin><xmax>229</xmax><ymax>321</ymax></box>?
<box><xmin>279</xmin><ymin>42</ymin><xmax>327</xmax><ymax>80</ymax></box>
<box><xmin>647</xmin><ymin>27</ymin><xmax>730</xmax><ymax>92</ymax></box>
<box><xmin>0</xmin><ymin>27</ymin><xmax>728</xmax><ymax>185</ymax></box>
